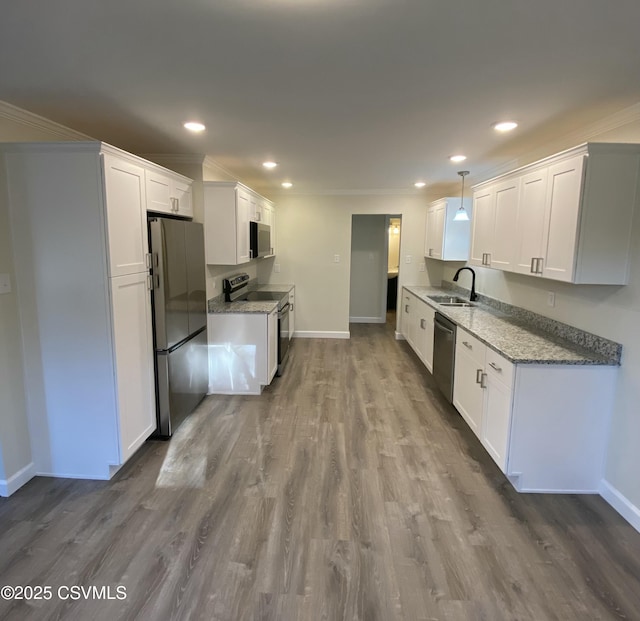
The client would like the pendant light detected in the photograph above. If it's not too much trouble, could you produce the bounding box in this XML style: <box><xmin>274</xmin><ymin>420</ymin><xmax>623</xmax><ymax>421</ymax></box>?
<box><xmin>453</xmin><ymin>170</ymin><xmax>470</xmax><ymax>221</ymax></box>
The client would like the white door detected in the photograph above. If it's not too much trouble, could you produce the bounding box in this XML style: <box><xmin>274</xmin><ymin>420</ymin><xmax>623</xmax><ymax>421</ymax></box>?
<box><xmin>482</xmin><ymin>374</ymin><xmax>513</xmax><ymax>472</ymax></box>
<box><xmin>469</xmin><ymin>187</ymin><xmax>494</xmax><ymax>267</ymax></box>
<box><xmin>145</xmin><ymin>170</ymin><xmax>173</xmax><ymax>214</ymax></box>
<box><xmin>236</xmin><ymin>188</ymin><xmax>251</xmax><ymax>263</ymax></box>
<box><xmin>541</xmin><ymin>155</ymin><xmax>586</xmax><ymax>282</ymax></box>
<box><xmin>110</xmin><ymin>272</ymin><xmax>156</xmax><ymax>463</ymax></box>
<box><xmin>514</xmin><ymin>168</ymin><xmax>548</xmax><ymax>275</ymax></box>
<box><xmin>453</xmin><ymin>343</ymin><xmax>485</xmax><ymax>438</ymax></box>
<box><xmin>103</xmin><ymin>154</ymin><xmax>149</xmax><ymax>277</ymax></box>
<box><xmin>491</xmin><ymin>177</ymin><xmax>520</xmax><ymax>271</ymax></box>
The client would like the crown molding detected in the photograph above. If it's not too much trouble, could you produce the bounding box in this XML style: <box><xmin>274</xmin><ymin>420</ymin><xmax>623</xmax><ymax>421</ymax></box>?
<box><xmin>478</xmin><ymin>101</ymin><xmax>640</xmax><ymax>183</ymax></box>
<box><xmin>0</xmin><ymin>101</ymin><xmax>91</xmax><ymax>141</ymax></box>
<box><xmin>141</xmin><ymin>153</ymin><xmax>205</xmax><ymax>166</ymax></box>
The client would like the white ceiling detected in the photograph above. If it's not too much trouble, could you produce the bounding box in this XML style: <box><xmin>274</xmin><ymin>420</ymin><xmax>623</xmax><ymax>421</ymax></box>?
<box><xmin>2</xmin><ymin>0</ymin><xmax>640</xmax><ymax>196</ymax></box>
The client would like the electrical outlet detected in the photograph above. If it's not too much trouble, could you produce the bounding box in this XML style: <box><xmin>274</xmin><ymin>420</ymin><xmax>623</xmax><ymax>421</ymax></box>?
<box><xmin>274</xmin><ymin>263</ymin><xmax>281</xmax><ymax>273</ymax></box>
<box><xmin>547</xmin><ymin>291</ymin><xmax>556</xmax><ymax>307</ymax></box>
<box><xmin>419</xmin><ymin>262</ymin><xmax>425</xmax><ymax>272</ymax></box>
<box><xmin>334</xmin><ymin>254</ymin><xmax>340</xmax><ymax>263</ymax></box>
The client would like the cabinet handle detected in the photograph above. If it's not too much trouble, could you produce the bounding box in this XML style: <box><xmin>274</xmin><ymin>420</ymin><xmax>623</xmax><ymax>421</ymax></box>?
<box><xmin>155</xmin><ymin>274</ymin><xmax>160</xmax><ymax>289</ymax></box>
<box><xmin>488</xmin><ymin>361</ymin><xmax>502</xmax><ymax>372</ymax></box>
<box><xmin>485</xmin><ymin>253</ymin><xmax>491</xmax><ymax>266</ymax></box>
<box><xmin>147</xmin><ymin>274</ymin><xmax>153</xmax><ymax>290</ymax></box>
<box><xmin>536</xmin><ymin>257</ymin><xmax>544</xmax><ymax>274</ymax></box>
<box><xmin>429</xmin><ymin>248</ymin><xmax>433</xmax><ymax>257</ymax></box>
<box><xmin>476</xmin><ymin>368</ymin><xmax>483</xmax><ymax>384</ymax></box>
<box><xmin>462</xmin><ymin>341</ymin><xmax>473</xmax><ymax>350</ymax></box>
<box><xmin>289</xmin><ymin>303</ymin><xmax>294</xmax><ymax>311</ymax></box>
<box><xmin>420</xmin><ymin>318</ymin><xmax>426</xmax><ymax>329</ymax></box>
<box><xmin>405</xmin><ymin>304</ymin><xmax>409</xmax><ymax>313</ymax></box>
<box><xmin>530</xmin><ymin>258</ymin><xmax>536</xmax><ymax>273</ymax></box>
<box><xmin>249</xmin><ymin>249</ymin><xmax>254</xmax><ymax>259</ymax></box>
<box><xmin>145</xmin><ymin>253</ymin><xmax>152</xmax><ymax>269</ymax></box>
<box><xmin>480</xmin><ymin>372</ymin><xmax>487</xmax><ymax>389</ymax></box>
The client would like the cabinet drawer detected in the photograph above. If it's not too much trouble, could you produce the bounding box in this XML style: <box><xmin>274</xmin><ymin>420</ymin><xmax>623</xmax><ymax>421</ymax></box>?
<box><xmin>456</xmin><ymin>328</ymin><xmax>485</xmax><ymax>365</ymax></box>
<box><xmin>485</xmin><ymin>348</ymin><xmax>514</xmax><ymax>387</ymax></box>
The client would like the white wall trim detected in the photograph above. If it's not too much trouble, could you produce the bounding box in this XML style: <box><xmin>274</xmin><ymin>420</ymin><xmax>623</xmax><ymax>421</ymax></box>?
<box><xmin>349</xmin><ymin>316</ymin><xmax>386</xmax><ymax>324</ymax></box>
<box><xmin>600</xmin><ymin>479</ymin><xmax>640</xmax><ymax>533</ymax></box>
<box><xmin>0</xmin><ymin>101</ymin><xmax>91</xmax><ymax>141</ymax></box>
<box><xmin>395</xmin><ymin>331</ymin><xmax>405</xmax><ymax>340</ymax></box>
<box><xmin>0</xmin><ymin>462</ymin><xmax>36</xmax><ymax>497</ymax></box>
<box><xmin>294</xmin><ymin>331</ymin><xmax>350</xmax><ymax>339</ymax></box>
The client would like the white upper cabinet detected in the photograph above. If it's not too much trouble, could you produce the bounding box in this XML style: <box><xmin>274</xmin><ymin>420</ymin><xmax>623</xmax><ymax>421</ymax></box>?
<box><xmin>424</xmin><ymin>197</ymin><xmax>472</xmax><ymax>261</ymax></box>
<box><xmin>102</xmin><ymin>154</ymin><xmax>149</xmax><ymax>277</ymax></box>
<box><xmin>145</xmin><ymin>168</ymin><xmax>193</xmax><ymax>218</ymax></box>
<box><xmin>471</xmin><ymin>143</ymin><xmax>640</xmax><ymax>284</ymax></box>
<box><xmin>470</xmin><ymin>177</ymin><xmax>518</xmax><ymax>270</ymax></box>
<box><xmin>203</xmin><ymin>181</ymin><xmax>275</xmax><ymax>265</ymax></box>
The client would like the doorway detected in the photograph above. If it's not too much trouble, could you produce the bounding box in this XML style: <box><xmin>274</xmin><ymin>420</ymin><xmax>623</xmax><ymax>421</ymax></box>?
<box><xmin>349</xmin><ymin>214</ymin><xmax>402</xmax><ymax>324</ymax></box>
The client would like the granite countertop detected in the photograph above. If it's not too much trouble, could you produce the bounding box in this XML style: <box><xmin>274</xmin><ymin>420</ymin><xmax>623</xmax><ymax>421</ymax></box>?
<box><xmin>207</xmin><ymin>283</ymin><xmax>294</xmax><ymax>314</ymax></box>
<box><xmin>404</xmin><ymin>285</ymin><xmax>619</xmax><ymax>366</ymax></box>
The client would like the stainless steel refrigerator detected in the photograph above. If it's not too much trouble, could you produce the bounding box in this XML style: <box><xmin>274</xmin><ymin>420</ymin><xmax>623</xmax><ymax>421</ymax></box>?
<box><xmin>149</xmin><ymin>216</ymin><xmax>208</xmax><ymax>437</ymax></box>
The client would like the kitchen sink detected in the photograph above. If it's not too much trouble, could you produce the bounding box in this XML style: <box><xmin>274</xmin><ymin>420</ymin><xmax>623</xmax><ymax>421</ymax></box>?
<box><xmin>428</xmin><ymin>295</ymin><xmax>475</xmax><ymax>307</ymax></box>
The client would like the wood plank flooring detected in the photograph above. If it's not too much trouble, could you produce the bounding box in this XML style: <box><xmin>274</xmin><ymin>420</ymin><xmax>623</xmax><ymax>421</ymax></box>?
<box><xmin>1</xmin><ymin>314</ymin><xmax>640</xmax><ymax>620</ymax></box>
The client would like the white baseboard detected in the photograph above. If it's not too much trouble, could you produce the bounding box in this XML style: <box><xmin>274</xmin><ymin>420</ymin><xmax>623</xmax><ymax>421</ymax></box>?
<box><xmin>600</xmin><ymin>479</ymin><xmax>640</xmax><ymax>533</ymax></box>
<box><xmin>294</xmin><ymin>331</ymin><xmax>350</xmax><ymax>339</ymax></box>
<box><xmin>349</xmin><ymin>316</ymin><xmax>385</xmax><ymax>324</ymax></box>
<box><xmin>395</xmin><ymin>331</ymin><xmax>405</xmax><ymax>340</ymax></box>
<box><xmin>0</xmin><ymin>462</ymin><xmax>37</xmax><ymax>497</ymax></box>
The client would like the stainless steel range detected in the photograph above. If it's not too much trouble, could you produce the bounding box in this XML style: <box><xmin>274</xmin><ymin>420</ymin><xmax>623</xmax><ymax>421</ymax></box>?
<box><xmin>223</xmin><ymin>274</ymin><xmax>290</xmax><ymax>376</ymax></box>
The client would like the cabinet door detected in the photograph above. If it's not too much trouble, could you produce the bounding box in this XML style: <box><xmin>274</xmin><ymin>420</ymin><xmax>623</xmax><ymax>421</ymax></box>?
<box><xmin>267</xmin><ymin>308</ymin><xmax>278</xmax><ymax>382</ymax></box>
<box><xmin>418</xmin><ymin>305</ymin><xmax>435</xmax><ymax>372</ymax></box>
<box><xmin>482</xmin><ymin>373</ymin><xmax>513</xmax><ymax>472</ymax></box>
<box><xmin>453</xmin><ymin>341</ymin><xmax>485</xmax><ymax>438</ymax></box>
<box><xmin>236</xmin><ymin>188</ymin><xmax>251</xmax><ymax>263</ymax></box>
<box><xmin>491</xmin><ymin>177</ymin><xmax>520</xmax><ymax>271</ymax></box>
<box><xmin>400</xmin><ymin>291</ymin><xmax>412</xmax><ymax>343</ymax></box>
<box><xmin>174</xmin><ymin>179</ymin><xmax>193</xmax><ymax>218</ymax></box>
<box><xmin>541</xmin><ymin>155</ymin><xmax>585</xmax><ymax>282</ymax></box>
<box><xmin>145</xmin><ymin>170</ymin><xmax>173</xmax><ymax>214</ymax></box>
<box><xmin>288</xmin><ymin>289</ymin><xmax>295</xmax><ymax>340</ymax></box>
<box><xmin>514</xmin><ymin>169</ymin><xmax>548</xmax><ymax>275</ymax></box>
<box><xmin>425</xmin><ymin>202</ymin><xmax>445</xmax><ymax>259</ymax></box>
<box><xmin>110</xmin><ymin>272</ymin><xmax>156</xmax><ymax>463</ymax></box>
<box><xmin>103</xmin><ymin>154</ymin><xmax>149</xmax><ymax>277</ymax></box>
<box><xmin>469</xmin><ymin>187</ymin><xmax>494</xmax><ymax>267</ymax></box>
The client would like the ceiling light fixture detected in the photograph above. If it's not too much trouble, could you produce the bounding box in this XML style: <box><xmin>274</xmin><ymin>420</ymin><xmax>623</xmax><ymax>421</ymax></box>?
<box><xmin>449</xmin><ymin>154</ymin><xmax>467</xmax><ymax>163</ymax></box>
<box><xmin>414</xmin><ymin>181</ymin><xmax>426</xmax><ymax>188</ymax></box>
<box><xmin>493</xmin><ymin>121</ymin><xmax>518</xmax><ymax>132</ymax></box>
<box><xmin>281</xmin><ymin>182</ymin><xmax>293</xmax><ymax>188</ymax></box>
<box><xmin>263</xmin><ymin>161</ymin><xmax>278</xmax><ymax>169</ymax></box>
<box><xmin>183</xmin><ymin>121</ymin><xmax>206</xmax><ymax>132</ymax></box>
<box><xmin>453</xmin><ymin>171</ymin><xmax>470</xmax><ymax>222</ymax></box>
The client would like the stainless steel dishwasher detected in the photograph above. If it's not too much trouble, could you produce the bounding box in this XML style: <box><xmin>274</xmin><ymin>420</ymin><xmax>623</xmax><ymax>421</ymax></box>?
<box><xmin>433</xmin><ymin>312</ymin><xmax>457</xmax><ymax>403</ymax></box>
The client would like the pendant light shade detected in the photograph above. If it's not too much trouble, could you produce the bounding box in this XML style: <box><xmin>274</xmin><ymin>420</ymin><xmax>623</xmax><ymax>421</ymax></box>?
<box><xmin>453</xmin><ymin>170</ymin><xmax>470</xmax><ymax>221</ymax></box>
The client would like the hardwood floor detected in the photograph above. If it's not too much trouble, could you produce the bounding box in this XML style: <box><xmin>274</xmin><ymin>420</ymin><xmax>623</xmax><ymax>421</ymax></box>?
<box><xmin>1</xmin><ymin>313</ymin><xmax>640</xmax><ymax>620</ymax></box>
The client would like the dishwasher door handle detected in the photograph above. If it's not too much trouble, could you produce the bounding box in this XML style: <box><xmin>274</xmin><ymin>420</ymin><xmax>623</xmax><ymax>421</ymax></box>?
<box><xmin>434</xmin><ymin>320</ymin><xmax>454</xmax><ymax>337</ymax></box>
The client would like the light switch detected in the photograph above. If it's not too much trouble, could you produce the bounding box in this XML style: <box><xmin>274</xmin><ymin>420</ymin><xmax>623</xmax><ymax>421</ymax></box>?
<box><xmin>334</xmin><ymin>254</ymin><xmax>340</xmax><ymax>263</ymax></box>
<box><xmin>0</xmin><ymin>273</ymin><xmax>11</xmax><ymax>294</ymax></box>
<box><xmin>274</xmin><ymin>263</ymin><xmax>281</xmax><ymax>273</ymax></box>
<box><xmin>547</xmin><ymin>291</ymin><xmax>556</xmax><ymax>307</ymax></box>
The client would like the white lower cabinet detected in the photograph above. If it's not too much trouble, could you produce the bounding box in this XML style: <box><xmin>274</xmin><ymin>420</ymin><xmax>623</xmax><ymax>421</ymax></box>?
<box><xmin>110</xmin><ymin>272</ymin><xmax>156</xmax><ymax>462</ymax></box>
<box><xmin>452</xmin><ymin>326</ymin><xmax>615</xmax><ymax>492</ymax></box>
<box><xmin>207</xmin><ymin>308</ymin><xmax>278</xmax><ymax>395</ymax></box>
<box><xmin>288</xmin><ymin>288</ymin><xmax>295</xmax><ymax>340</ymax></box>
<box><xmin>401</xmin><ymin>288</ymin><xmax>435</xmax><ymax>372</ymax></box>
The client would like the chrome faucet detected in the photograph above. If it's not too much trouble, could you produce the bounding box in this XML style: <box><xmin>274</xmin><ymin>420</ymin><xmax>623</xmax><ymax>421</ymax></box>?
<box><xmin>453</xmin><ymin>267</ymin><xmax>477</xmax><ymax>301</ymax></box>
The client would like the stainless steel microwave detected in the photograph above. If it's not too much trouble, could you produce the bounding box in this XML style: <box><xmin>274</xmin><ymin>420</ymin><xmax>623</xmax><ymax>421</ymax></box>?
<box><xmin>250</xmin><ymin>221</ymin><xmax>272</xmax><ymax>258</ymax></box>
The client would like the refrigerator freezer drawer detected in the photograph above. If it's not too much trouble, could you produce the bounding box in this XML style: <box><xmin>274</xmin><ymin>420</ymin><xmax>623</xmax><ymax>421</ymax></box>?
<box><xmin>155</xmin><ymin>327</ymin><xmax>208</xmax><ymax>437</ymax></box>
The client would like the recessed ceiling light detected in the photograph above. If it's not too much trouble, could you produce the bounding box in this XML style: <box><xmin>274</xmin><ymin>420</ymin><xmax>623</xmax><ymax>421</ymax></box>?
<box><xmin>281</xmin><ymin>182</ymin><xmax>293</xmax><ymax>188</ymax></box>
<box><xmin>493</xmin><ymin>121</ymin><xmax>518</xmax><ymax>132</ymax></box>
<box><xmin>414</xmin><ymin>181</ymin><xmax>426</xmax><ymax>188</ymax></box>
<box><xmin>449</xmin><ymin>154</ymin><xmax>467</xmax><ymax>163</ymax></box>
<box><xmin>183</xmin><ymin>121</ymin><xmax>206</xmax><ymax>132</ymax></box>
<box><xmin>263</xmin><ymin>161</ymin><xmax>278</xmax><ymax>169</ymax></box>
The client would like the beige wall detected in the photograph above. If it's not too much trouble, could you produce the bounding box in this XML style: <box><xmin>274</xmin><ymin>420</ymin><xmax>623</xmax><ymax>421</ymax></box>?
<box><xmin>265</xmin><ymin>193</ymin><xmax>441</xmax><ymax>336</ymax></box>
<box><xmin>0</xmin><ymin>105</ymin><xmax>89</xmax><ymax>489</ymax></box>
<box><xmin>442</xmin><ymin>115</ymin><xmax>640</xmax><ymax>521</ymax></box>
